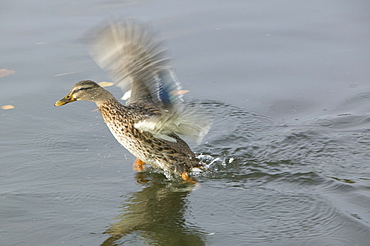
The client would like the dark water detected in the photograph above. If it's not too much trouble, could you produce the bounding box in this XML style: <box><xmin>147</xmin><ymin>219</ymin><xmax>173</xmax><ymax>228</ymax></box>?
<box><xmin>2</xmin><ymin>0</ymin><xmax>370</xmax><ymax>245</ymax></box>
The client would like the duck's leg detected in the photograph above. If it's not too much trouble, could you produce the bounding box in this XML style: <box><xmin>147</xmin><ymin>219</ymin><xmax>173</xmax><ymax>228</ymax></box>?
<box><xmin>133</xmin><ymin>159</ymin><xmax>146</xmax><ymax>172</ymax></box>
<box><xmin>181</xmin><ymin>171</ymin><xmax>197</xmax><ymax>184</ymax></box>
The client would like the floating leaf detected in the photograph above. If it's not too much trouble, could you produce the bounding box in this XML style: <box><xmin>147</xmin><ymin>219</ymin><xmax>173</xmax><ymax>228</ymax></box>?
<box><xmin>91</xmin><ymin>108</ymin><xmax>99</xmax><ymax>112</ymax></box>
<box><xmin>171</xmin><ymin>90</ymin><xmax>189</xmax><ymax>95</ymax></box>
<box><xmin>1</xmin><ymin>105</ymin><xmax>15</xmax><ymax>110</ymax></box>
<box><xmin>0</xmin><ymin>69</ymin><xmax>15</xmax><ymax>78</ymax></box>
<box><xmin>98</xmin><ymin>82</ymin><xmax>114</xmax><ymax>87</ymax></box>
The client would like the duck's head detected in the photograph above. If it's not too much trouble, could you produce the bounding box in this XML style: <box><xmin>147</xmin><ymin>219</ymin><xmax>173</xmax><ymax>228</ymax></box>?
<box><xmin>54</xmin><ymin>80</ymin><xmax>114</xmax><ymax>106</ymax></box>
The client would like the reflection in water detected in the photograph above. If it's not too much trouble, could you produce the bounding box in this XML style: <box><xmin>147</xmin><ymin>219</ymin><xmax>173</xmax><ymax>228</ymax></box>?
<box><xmin>101</xmin><ymin>173</ymin><xmax>205</xmax><ymax>246</ymax></box>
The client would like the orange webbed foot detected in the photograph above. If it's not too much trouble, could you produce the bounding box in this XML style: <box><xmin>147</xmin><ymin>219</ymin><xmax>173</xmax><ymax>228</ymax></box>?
<box><xmin>181</xmin><ymin>171</ymin><xmax>197</xmax><ymax>184</ymax></box>
<box><xmin>133</xmin><ymin>159</ymin><xmax>146</xmax><ymax>172</ymax></box>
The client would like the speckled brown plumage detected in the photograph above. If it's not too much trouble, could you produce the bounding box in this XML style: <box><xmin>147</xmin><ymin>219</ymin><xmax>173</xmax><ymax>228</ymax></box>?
<box><xmin>98</xmin><ymin>98</ymin><xmax>201</xmax><ymax>176</ymax></box>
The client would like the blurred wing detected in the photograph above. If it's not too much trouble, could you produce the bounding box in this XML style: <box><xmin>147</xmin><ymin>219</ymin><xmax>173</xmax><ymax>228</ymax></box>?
<box><xmin>134</xmin><ymin>105</ymin><xmax>212</xmax><ymax>144</ymax></box>
<box><xmin>88</xmin><ymin>18</ymin><xmax>211</xmax><ymax>143</ymax></box>
<box><xmin>88</xmin><ymin>18</ymin><xmax>183</xmax><ymax>109</ymax></box>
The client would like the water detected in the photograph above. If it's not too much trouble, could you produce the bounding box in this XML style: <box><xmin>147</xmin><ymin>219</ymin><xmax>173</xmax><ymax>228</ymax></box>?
<box><xmin>1</xmin><ymin>0</ymin><xmax>370</xmax><ymax>245</ymax></box>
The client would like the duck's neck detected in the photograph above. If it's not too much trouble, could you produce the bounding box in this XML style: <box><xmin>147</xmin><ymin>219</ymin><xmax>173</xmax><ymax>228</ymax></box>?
<box><xmin>98</xmin><ymin>98</ymin><xmax>133</xmax><ymax>122</ymax></box>
<box><xmin>93</xmin><ymin>89</ymin><xmax>116</xmax><ymax>107</ymax></box>
<box><xmin>95</xmin><ymin>96</ymin><xmax>117</xmax><ymax>106</ymax></box>
<box><xmin>97</xmin><ymin>98</ymin><xmax>125</xmax><ymax>111</ymax></box>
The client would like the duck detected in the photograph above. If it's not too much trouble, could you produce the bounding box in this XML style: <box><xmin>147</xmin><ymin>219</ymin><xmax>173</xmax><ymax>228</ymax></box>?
<box><xmin>54</xmin><ymin>19</ymin><xmax>211</xmax><ymax>182</ymax></box>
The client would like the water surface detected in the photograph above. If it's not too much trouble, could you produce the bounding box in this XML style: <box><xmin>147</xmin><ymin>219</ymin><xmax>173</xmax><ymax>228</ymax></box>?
<box><xmin>1</xmin><ymin>0</ymin><xmax>370</xmax><ymax>245</ymax></box>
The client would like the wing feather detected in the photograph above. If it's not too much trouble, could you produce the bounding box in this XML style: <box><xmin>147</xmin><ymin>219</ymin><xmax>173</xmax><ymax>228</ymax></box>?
<box><xmin>88</xmin><ymin>18</ymin><xmax>211</xmax><ymax>143</ymax></box>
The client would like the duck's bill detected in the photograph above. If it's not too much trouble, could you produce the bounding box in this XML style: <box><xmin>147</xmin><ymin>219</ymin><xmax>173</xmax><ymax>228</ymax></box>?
<box><xmin>54</xmin><ymin>95</ymin><xmax>76</xmax><ymax>106</ymax></box>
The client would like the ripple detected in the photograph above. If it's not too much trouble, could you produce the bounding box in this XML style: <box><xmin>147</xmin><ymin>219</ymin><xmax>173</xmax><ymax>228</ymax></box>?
<box><xmin>193</xmin><ymin>99</ymin><xmax>370</xmax><ymax>245</ymax></box>
<box><xmin>357</xmin><ymin>134</ymin><xmax>370</xmax><ymax>144</ymax></box>
<box><xmin>315</xmin><ymin>114</ymin><xmax>368</xmax><ymax>129</ymax></box>
<box><xmin>196</xmin><ymin>186</ymin><xmax>355</xmax><ymax>244</ymax></box>
<box><xmin>358</xmin><ymin>92</ymin><xmax>370</xmax><ymax>98</ymax></box>
<box><xmin>195</xmin><ymin>101</ymin><xmax>370</xmax><ymax>243</ymax></box>
<box><xmin>301</xmin><ymin>236</ymin><xmax>361</xmax><ymax>246</ymax></box>
<box><xmin>316</xmin><ymin>119</ymin><xmax>334</xmax><ymax>127</ymax></box>
<box><xmin>196</xmin><ymin>100</ymin><xmax>370</xmax><ymax>191</ymax></box>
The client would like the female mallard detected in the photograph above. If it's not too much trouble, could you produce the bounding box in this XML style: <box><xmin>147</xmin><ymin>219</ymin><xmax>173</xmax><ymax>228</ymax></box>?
<box><xmin>55</xmin><ymin>19</ymin><xmax>210</xmax><ymax>182</ymax></box>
